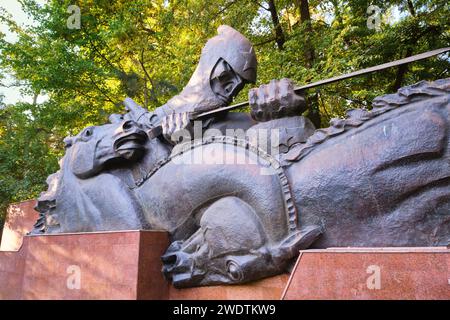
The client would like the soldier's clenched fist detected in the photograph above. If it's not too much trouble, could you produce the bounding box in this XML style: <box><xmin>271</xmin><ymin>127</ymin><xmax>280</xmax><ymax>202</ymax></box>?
<box><xmin>249</xmin><ymin>78</ymin><xmax>306</xmax><ymax>122</ymax></box>
<box><xmin>161</xmin><ymin>112</ymin><xmax>192</xmax><ymax>145</ymax></box>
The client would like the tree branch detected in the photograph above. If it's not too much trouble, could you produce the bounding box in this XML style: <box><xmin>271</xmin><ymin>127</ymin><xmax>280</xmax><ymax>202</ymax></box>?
<box><xmin>250</xmin><ymin>0</ymin><xmax>269</xmax><ymax>11</ymax></box>
<box><xmin>254</xmin><ymin>37</ymin><xmax>277</xmax><ymax>46</ymax></box>
<box><xmin>86</xmin><ymin>74</ymin><xmax>115</xmax><ymax>104</ymax></box>
<box><xmin>267</xmin><ymin>0</ymin><xmax>285</xmax><ymax>50</ymax></box>
<box><xmin>215</xmin><ymin>0</ymin><xmax>239</xmax><ymax>17</ymax></box>
<box><xmin>88</xmin><ymin>39</ymin><xmax>125</xmax><ymax>73</ymax></box>
<box><xmin>138</xmin><ymin>49</ymin><xmax>159</xmax><ymax>106</ymax></box>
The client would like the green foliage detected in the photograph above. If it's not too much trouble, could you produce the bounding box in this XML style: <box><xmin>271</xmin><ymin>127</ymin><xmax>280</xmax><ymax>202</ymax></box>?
<box><xmin>0</xmin><ymin>0</ymin><xmax>449</xmax><ymax>222</ymax></box>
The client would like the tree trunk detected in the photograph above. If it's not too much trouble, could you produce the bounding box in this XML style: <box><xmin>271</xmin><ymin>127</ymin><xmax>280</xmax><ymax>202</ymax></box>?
<box><xmin>307</xmin><ymin>93</ymin><xmax>321</xmax><ymax>128</ymax></box>
<box><xmin>296</xmin><ymin>0</ymin><xmax>320</xmax><ymax>127</ymax></box>
<box><xmin>267</xmin><ymin>0</ymin><xmax>285</xmax><ymax>50</ymax></box>
<box><xmin>298</xmin><ymin>0</ymin><xmax>315</xmax><ymax>67</ymax></box>
<box><xmin>392</xmin><ymin>47</ymin><xmax>413</xmax><ymax>91</ymax></box>
<box><xmin>32</xmin><ymin>92</ymin><xmax>39</xmax><ymax>105</ymax></box>
<box><xmin>391</xmin><ymin>1</ymin><xmax>416</xmax><ymax>91</ymax></box>
<box><xmin>407</xmin><ymin>0</ymin><xmax>416</xmax><ymax>16</ymax></box>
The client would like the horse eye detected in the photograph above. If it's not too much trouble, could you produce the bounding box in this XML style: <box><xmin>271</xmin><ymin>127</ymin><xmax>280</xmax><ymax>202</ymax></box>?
<box><xmin>226</xmin><ymin>261</ymin><xmax>243</xmax><ymax>281</ymax></box>
<box><xmin>84</xmin><ymin>127</ymin><xmax>94</xmax><ymax>137</ymax></box>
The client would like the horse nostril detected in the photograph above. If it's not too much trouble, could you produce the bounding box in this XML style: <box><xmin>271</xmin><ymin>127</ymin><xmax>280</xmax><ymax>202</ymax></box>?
<box><xmin>161</xmin><ymin>253</ymin><xmax>177</xmax><ymax>265</ymax></box>
<box><xmin>122</xmin><ymin>120</ymin><xmax>135</xmax><ymax>132</ymax></box>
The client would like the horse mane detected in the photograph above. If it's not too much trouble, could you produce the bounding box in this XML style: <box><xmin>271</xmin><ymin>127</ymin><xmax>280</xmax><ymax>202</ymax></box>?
<box><xmin>32</xmin><ymin>161</ymin><xmax>64</xmax><ymax>233</ymax></box>
<box><xmin>283</xmin><ymin>78</ymin><xmax>450</xmax><ymax>164</ymax></box>
<box><xmin>32</xmin><ymin>145</ymin><xmax>99</xmax><ymax>233</ymax></box>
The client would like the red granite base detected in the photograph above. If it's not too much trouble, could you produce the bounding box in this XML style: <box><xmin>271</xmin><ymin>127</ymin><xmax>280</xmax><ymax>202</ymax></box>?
<box><xmin>0</xmin><ymin>200</ymin><xmax>38</xmax><ymax>251</ymax></box>
<box><xmin>0</xmin><ymin>231</ymin><xmax>169</xmax><ymax>299</ymax></box>
<box><xmin>0</xmin><ymin>230</ymin><xmax>288</xmax><ymax>300</ymax></box>
<box><xmin>0</xmin><ymin>244</ymin><xmax>27</xmax><ymax>299</ymax></box>
<box><xmin>1</xmin><ymin>201</ymin><xmax>449</xmax><ymax>300</ymax></box>
<box><xmin>282</xmin><ymin>247</ymin><xmax>450</xmax><ymax>300</ymax></box>
<box><xmin>1</xmin><ymin>233</ymin><xmax>449</xmax><ymax>299</ymax></box>
<box><xmin>169</xmin><ymin>274</ymin><xmax>289</xmax><ymax>300</ymax></box>
<box><xmin>0</xmin><ymin>200</ymin><xmax>289</xmax><ymax>300</ymax></box>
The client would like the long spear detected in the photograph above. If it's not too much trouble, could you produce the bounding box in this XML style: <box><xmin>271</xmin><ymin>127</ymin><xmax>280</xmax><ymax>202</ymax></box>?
<box><xmin>143</xmin><ymin>47</ymin><xmax>449</xmax><ymax>138</ymax></box>
<box><xmin>196</xmin><ymin>47</ymin><xmax>450</xmax><ymax>119</ymax></box>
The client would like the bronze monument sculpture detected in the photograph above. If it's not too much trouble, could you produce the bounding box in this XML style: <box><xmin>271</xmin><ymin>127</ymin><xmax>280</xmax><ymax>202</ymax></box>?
<box><xmin>31</xmin><ymin>26</ymin><xmax>450</xmax><ymax>288</ymax></box>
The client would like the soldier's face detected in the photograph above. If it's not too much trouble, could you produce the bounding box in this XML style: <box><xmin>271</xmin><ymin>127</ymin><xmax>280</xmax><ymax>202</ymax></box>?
<box><xmin>210</xmin><ymin>58</ymin><xmax>245</xmax><ymax>105</ymax></box>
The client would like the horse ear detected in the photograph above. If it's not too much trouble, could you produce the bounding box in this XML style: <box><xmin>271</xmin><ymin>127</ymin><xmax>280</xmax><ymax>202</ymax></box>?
<box><xmin>123</xmin><ymin>97</ymin><xmax>147</xmax><ymax>121</ymax></box>
<box><xmin>272</xmin><ymin>225</ymin><xmax>323</xmax><ymax>262</ymax></box>
<box><xmin>109</xmin><ymin>114</ymin><xmax>124</xmax><ymax>124</ymax></box>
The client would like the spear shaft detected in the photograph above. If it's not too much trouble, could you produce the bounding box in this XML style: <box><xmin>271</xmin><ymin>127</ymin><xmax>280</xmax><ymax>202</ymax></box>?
<box><xmin>196</xmin><ymin>47</ymin><xmax>450</xmax><ymax>119</ymax></box>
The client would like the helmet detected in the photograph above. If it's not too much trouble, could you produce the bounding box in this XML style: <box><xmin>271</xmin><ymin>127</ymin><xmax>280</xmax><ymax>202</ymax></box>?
<box><xmin>162</xmin><ymin>25</ymin><xmax>257</xmax><ymax>115</ymax></box>
<box><xmin>204</xmin><ymin>25</ymin><xmax>257</xmax><ymax>83</ymax></box>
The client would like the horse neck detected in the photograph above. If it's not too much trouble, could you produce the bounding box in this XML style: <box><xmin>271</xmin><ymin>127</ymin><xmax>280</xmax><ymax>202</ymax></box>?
<box><xmin>107</xmin><ymin>137</ymin><xmax>172</xmax><ymax>188</ymax></box>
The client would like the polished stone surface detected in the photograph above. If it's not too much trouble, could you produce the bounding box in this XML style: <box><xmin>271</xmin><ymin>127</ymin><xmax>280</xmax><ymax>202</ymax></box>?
<box><xmin>0</xmin><ymin>228</ymin><xmax>288</xmax><ymax>300</ymax></box>
<box><xmin>169</xmin><ymin>274</ymin><xmax>289</xmax><ymax>300</ymax></box>
<box><xmin>1</xmin><ymin>227</ymin><xmax>449</xmax><ymax>299</ymax></box>
<box><xmin>0</xmin><ymin>200</ymin><xmax>288</xmax><ymax>299</ymax></box>
<box><xmin>0</xmin><ymin>200</ymin><xmax>38</xmax><ymax>251</ymax></box>
<box><xmin>283</xmin><ymin>247</ymin><xmax>450</xmax><ymax>300</ymax></box>
<box><xmin>0</xmin><ymin>230</ymin><xmax>169</xmax><ymax>300</ymax></box>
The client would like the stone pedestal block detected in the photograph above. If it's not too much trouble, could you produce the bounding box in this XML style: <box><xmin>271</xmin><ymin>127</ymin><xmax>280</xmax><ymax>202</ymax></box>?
<box><xmin>0</xmin><ymin>231</ymin><xmax>169</xmax><ymax>300</ymax></box>
<box><xmin>282</xmin><ymin>247</ymin><xmax>450</xmax><ymax>300</ymax></box>
<box><xmin>1</xmin><ymin>201</ymin><xmax>449</xmax><ymax>300</ymax></box>
<box><xmin>169</xmin><ymin>274</ymin><xmax>289</xmax><ymax>300</ymax></box>
<box><xmin>0</xmin><ymin>229</ymin><xmax>287</xmax><ymax>300</ymax></box>
<box><xmin>0</xmin><ymin>200</ymin><xmax>38</xmax><ymax>251</ymax></box>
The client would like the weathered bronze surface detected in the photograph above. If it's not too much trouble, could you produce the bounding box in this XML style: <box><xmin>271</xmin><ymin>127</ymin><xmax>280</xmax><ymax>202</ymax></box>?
<box><xmin>31</xmin><ymin>26</ymin><xmax>450</xmax><ymax>288</ymax></box>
